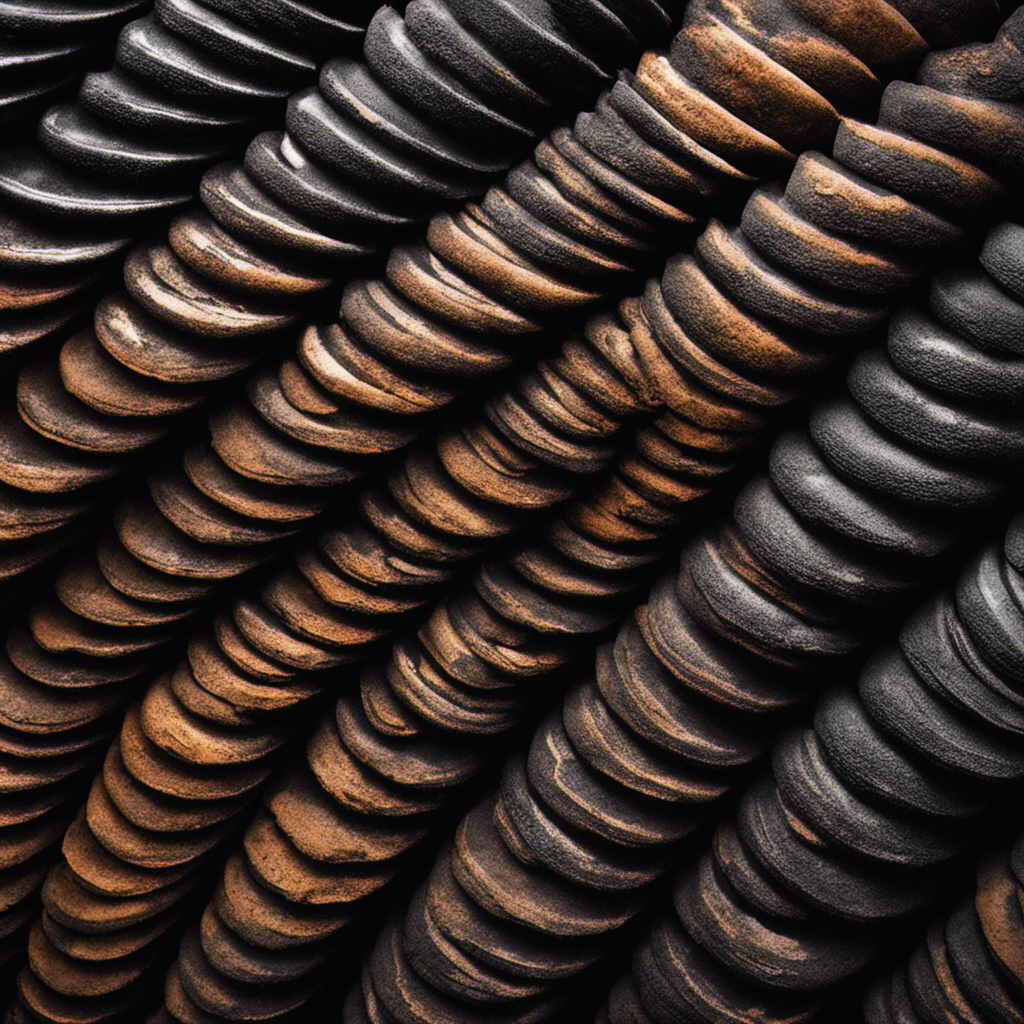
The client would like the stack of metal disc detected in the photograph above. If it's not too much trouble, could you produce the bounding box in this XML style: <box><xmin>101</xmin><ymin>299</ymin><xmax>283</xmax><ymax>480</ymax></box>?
<box><xmin>3</xmin><ymin>2</ymin><xmax>1024</xmax><ymax>1023</ymax></box>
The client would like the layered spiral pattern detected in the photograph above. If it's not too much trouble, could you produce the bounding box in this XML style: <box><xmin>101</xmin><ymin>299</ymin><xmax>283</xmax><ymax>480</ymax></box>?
<box><xmin>608</xmin><ymin>505</ymin><xmax>1024</xmax><ymax>1022</ymax></box>
<box><xmin>0</xmin><ymin>0</ymin><xmax>679</xmax><ymax>358</ymax></box>
<box><xmin>0</xmin><ymin>0</ymin><xmax>382</xmax><ymax>356</ymax></box>
<box><xmin>0</xmin><ymin>0</ymin><xmax>959</xmax><ymax>587</ymax></box>
<box><xmin>54</xmin><ymin>18</ymin><xmax>1024</xmax><ymax>1023</ymax></box>
<box><xmin>0</xmin><ymin>1</ymin><xmax>147</xmax><ymax>123</ymax></box>
<box><xmin>337</xmin><ymin>132</ymin><xmax>1024</xmax><ymax>1024</ymax></box>
<box><xmin>0</xmin><ymin>1</ymin><xmax>1016</xmax><ymax>1020</ymax></box>
<box><xmin>865</xmin><ymin>836</ymin><xmax>1024</xmax><ymax>1024</ymax></box>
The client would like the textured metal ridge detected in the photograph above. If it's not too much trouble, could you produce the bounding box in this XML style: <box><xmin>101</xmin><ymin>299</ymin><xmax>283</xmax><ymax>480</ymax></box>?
<box><xmin>1</xmin><ymin>6</ymin><xmax>1019</xmax><ymax>1021</ymax></box>
<box><xmin>0</xmin><ymin>1</ymin><xmax>147</xmax><ymax>124</ymax></box>
<box><xmin>607</xmin><ymin>501</ymin><xmax>1024</xmax><ymax>1022</ymax></box>
<box><xmin>1</xmin><ymin>1</ymin><xmax>1023</xmax><ymax>1021</ymax></box>
<box><xmin>0</xmin><ymin>0</ymin><xmax>379</xmax><ymax>354</ymax></box>
<box><xmin>0</xmin><ymin>0</ymin><xmax>681</xmax><ymax>580</ymax></box>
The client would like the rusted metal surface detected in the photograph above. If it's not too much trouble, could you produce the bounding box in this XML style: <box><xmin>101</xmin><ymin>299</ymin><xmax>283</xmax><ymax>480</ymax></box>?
<box><xmin>609</xmin><ymin>501</ymin><xmax>1024</xmax><ymax>1022</ymax></box>
<box><xmin>0</xmin><ymin>0</ymin><xmax>684</xmax><ymax>582</ymax></box>
<box><xmin>0</xmin><ymin>0</ymin><xmax>948</xmax><ymax>586</ymax></box>
<box><xmin>0</xmin><ymin>1</ymin><xmax>1022</xmax><ymax>1021</ymax></box>
<box><xmin>865</xmin><ymin>841</ymin><xmax>1024</xmax><ymax>1023</ymax></box>
<box><xmin>3</xmin><ymin>8</ymin><xmax>1019</xmax><ymax>1022</ymax></box>
<box><xmin>308</xmin><ymin>22</ymin><xmax>1024</xmax><ymax>1023</ymax></box>
<box><xmin>0</xmin><ymin>0</ymin><xmax>380</xmax><ymax>355</ymax></box>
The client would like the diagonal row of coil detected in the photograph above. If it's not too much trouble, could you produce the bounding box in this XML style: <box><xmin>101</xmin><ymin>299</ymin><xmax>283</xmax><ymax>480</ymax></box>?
<box><xmin>0</xmin><ymin>2</ymin><xmax>1006</xmax><ymax>1018</ymax></box>
<box><xmin>0</xmin><ymin>0</ymin><xmax>380</xmax><ymax>356</ymax></box>
<box><xmin>0</xmin><ymin>0</ymin><xmax>678</xmax><ymax>356</ymax></box>
<box><xmin>12</xmin><ymin>15</ymin><xmax>1022</xmax><ymax>1023</ymax></box>
<box><xmin>865</xmin><ymin>836</ymin><xmax>1024</xmax><ymax>1023</ymax></box>
<box><xmin>0</xmin><ymin>0</ymin><xmax>689</xmax><ymax>1006</ymax></box>
<box><xmin>0</xmin><ymin>0</ymin><xmax>696</xmax><ymax>593</ymax></box>
<box><xmin>0</xmin><ymin>1</ymin><xmax>147</xmax><ymax>125</ymax></box>
<box><xmin>0</xmin><ymin>0</ymin><xmax>958</xmax><ymax>590</ymax></box>
<box><xmin>6</xmin><ymin>306</ymin><xmax>657</xmax><ymax>1024</ymax></box>
<box><xmin>0</xmin><ymin>0</ymin><xmax>977</xmax><ymax>746</ymax></box>
<box><xmin>605</xmin><ymin>506</ymin><xmax>1024</xmax><ymax>1023</ymax></box>
<box><xmin>323</xmin><ymin>55</ymin><xmax>1024</xmax><ymax>1024</ymax></box>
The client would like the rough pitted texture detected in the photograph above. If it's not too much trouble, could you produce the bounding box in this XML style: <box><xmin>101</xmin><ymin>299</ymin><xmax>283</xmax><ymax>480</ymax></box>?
<box><xmin>0</xmin><ymin>0</ymin><xmax>379</xmax><ymax>356</ymax></box>
<box><xmin>0</xmin><ymin>1</ymin><xmax>147</xmax><ymax>124</ymax></box>
<box><xmin>865</xmin><ymin>837</ymin><xmax>1024</xmax><ymax>1023</ymax></box>
<box><xmin>0</xmin><ymin>1</ymin><xmax>1022</xmax><ymax>1022</ymax></box>
<box><xmin>334</xmin><ymin>83</ymin><xmax>1024</xmax><ymax>1024</ymax></box>
<box><xmin>0</xmin><ymin>0</ymin><xmax>951</xmax><ymax>588</ymax></box>
<box><xmin>0</xmin><ymin>0</ymin><xmax>994</xmax><ymax>742</ymax></box>
<box><xmin>158</xmin><ymin>40</ymin><xmax>1024</xmax><ymax>1022</ymax></box>
<box><xmin>0</xmin><ymin>0</ymin><xmax>686</xmax><ymax>588</ymax></box>
<box><xmin>0</xmin><ymin>0</ymin><xmax>678</xmax><ymax>355</ymax></box>
<box><xmin>606</xmin><ymin>508</ymin><xmax>1024</xmax><ymax>1022</ymax></box>
<box><xmin>2</xmin><ymin>11</ymin><xmax>1019</xmax><ymax>1023</ymax></box>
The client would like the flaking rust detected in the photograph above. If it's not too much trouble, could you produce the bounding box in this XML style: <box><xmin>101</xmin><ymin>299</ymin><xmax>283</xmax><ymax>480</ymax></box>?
<box><xmin>12</xmin><ymin>6</ymin><xmax>1023</xmax><ymax>1022</ymax></box>
<box><xmin>3</xmin><ymin>0</ymin><xmax>1024</xmax><ymax>1021</ymax></box>
<box><xmin>0</xmin><ymin>0</ymin><xmax>676</xmax><ymax>582</ymax></box>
